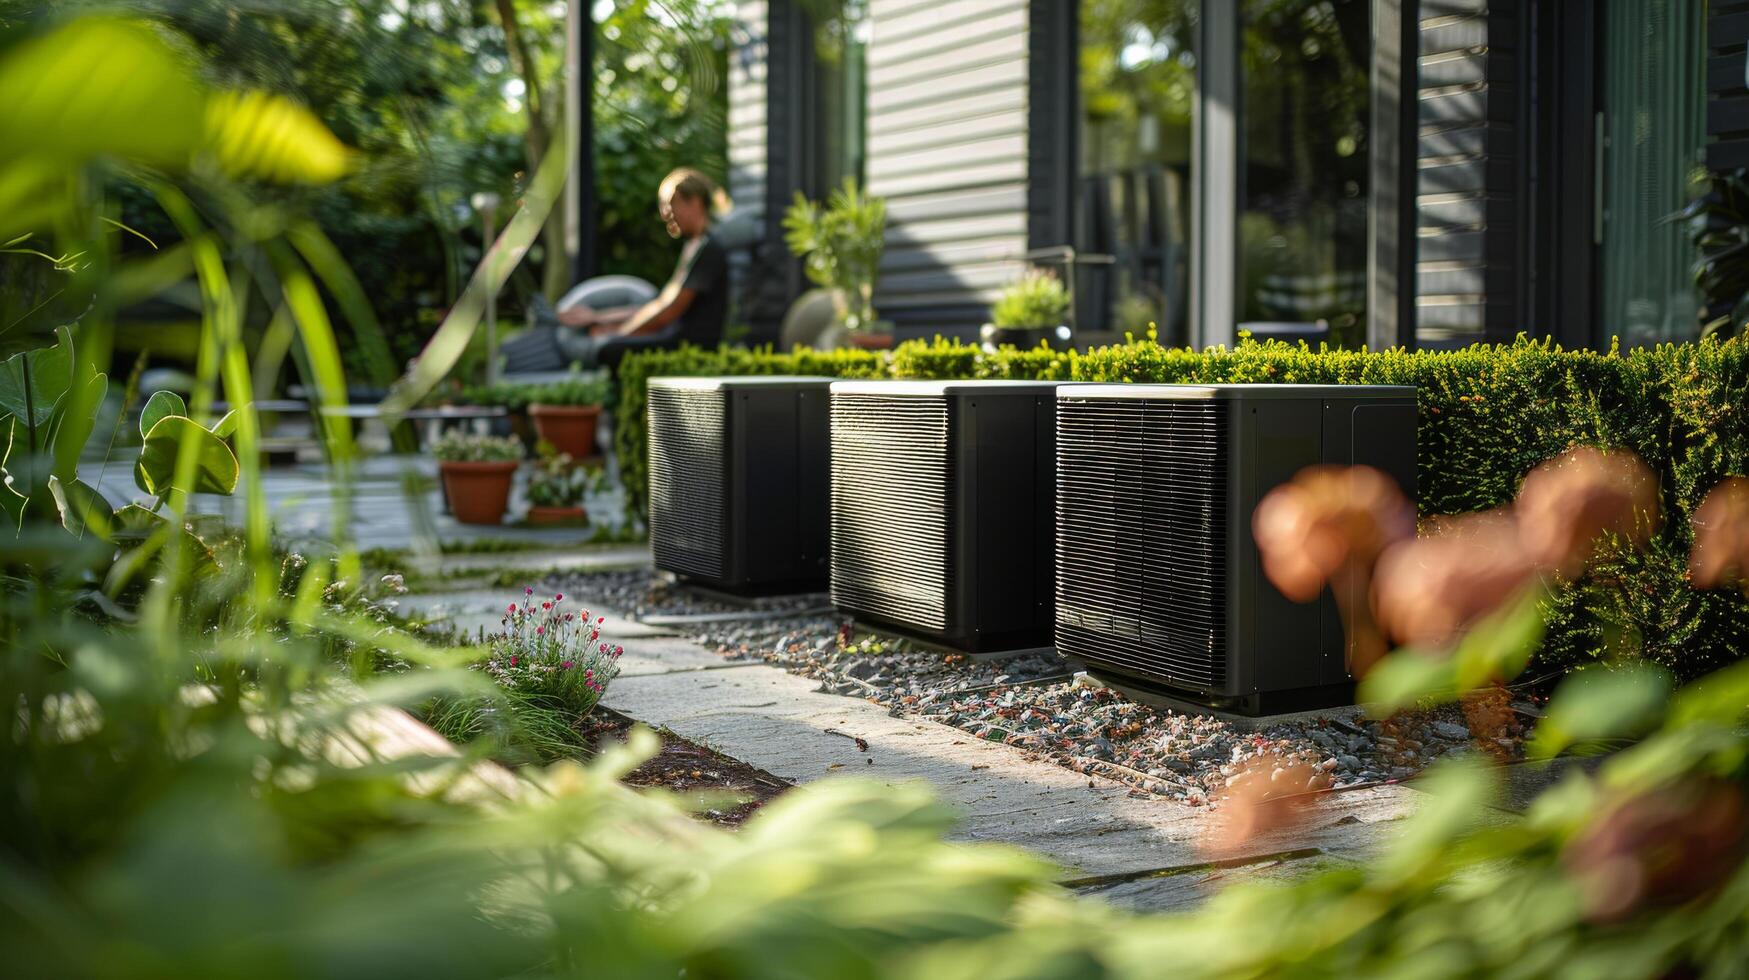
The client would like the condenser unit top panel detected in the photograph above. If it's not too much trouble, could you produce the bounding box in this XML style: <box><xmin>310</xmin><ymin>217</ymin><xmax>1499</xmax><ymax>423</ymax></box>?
<box><xmin>831</xmin><ymin>380</ymin><xmax>1067</xmax><ymax>397</ymax></box>
<box><xmin>1057</xmin><ymin>383</ymin><xmax>1416</xmax><ymax>401</ymax></box>
<box><xmin>650</xmin><ymin>375</ymin><xmax>835</xmax><ymax>391</ymax></box>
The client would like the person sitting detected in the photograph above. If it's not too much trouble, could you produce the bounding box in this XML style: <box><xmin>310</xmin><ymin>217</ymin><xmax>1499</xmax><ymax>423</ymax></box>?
<box><xmin>553</xmin><ymin>167</ymin><xmax>729</xmax><ymax>371</ymax></box>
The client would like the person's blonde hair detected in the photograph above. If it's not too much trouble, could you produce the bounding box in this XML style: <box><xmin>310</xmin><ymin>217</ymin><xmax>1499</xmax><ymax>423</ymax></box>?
<box><xmin>660</xmin><ymin>167</ymin><xmax>730</xmax><ymax>214</ymax></box>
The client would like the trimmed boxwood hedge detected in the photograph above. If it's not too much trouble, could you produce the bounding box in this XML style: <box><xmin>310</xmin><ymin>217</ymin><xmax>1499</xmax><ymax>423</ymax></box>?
<box><xmin>616</xmin><ymin>333</ymin><xmax>1749</xmax><ymax>677</ymax></box>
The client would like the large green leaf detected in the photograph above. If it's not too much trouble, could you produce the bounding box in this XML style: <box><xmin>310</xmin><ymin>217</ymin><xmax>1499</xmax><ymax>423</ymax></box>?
<box><xmin>134</xmin><ymin>416</ymin><xmax>239</xmax><ymax>497</ymax></box>
<box><xmin>138</xmin><ymin>390</ymin><xmax>188</xmax><ymax>440</ymax></box>
<box><xmin>50</xmin><ymin>372</ymin><xmax>106</xmax><ymax>481</ymax></box>
<box><xmin>203</xmin><ymin>89</ymin><xmax>349</xmax><ymax>184</ymax></box>
<box><xmin>48</xmin><ymin>475</ymin><xmax>113</xmax><ymax>541</ymax></box>
<box><xmin>1529</xmin><ymin>664</ymin><xmax>1673</xmax><ymax>759</ymax></box>
<box><xmin>0</xmin><ymin>18</ymin><xmax>206</xmax><ymax>170</ymax></box>
<box><xmin>0</xmin><ymin>325</ymin><xmax>74</xmax><ymax>429</ymax></box>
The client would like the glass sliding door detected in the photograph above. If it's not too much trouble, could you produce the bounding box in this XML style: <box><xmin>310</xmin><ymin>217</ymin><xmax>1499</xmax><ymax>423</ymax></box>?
<box><xmin>1598</xmin><ymin>0</ymin><xmax>1705</xmax><ymax>346</ymax></box>
<box><xmin>1237</xmin><ymin>0</ymin><xmax>1370</xmax><ymax>346</ymax></box>
<box><xmin>811</xmin><ymin>0</ymin><xmax>868</xmax><ymax>192</ymax></box>
<box><xmin>1079</xmin><ymin>0</ymin><xmax>1198</xmax><ymax>343</ymax></box>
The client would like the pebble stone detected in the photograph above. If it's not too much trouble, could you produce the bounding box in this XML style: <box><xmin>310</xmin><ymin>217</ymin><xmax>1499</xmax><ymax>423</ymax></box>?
<box><xmin>540</xmin><ymin>569</ymin><xmax>1528</xmax><ymax>804</ymax></box>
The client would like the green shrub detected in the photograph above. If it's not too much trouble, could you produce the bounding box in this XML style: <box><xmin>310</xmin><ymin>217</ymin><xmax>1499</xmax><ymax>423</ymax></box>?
<box><xmin>989</xmin><ymin>269</ymin><xmax>1072</xmax><ymax>329</ymax></box>
<box><xmin>617</xmin><ymin>333</ymin><xmax>1749</xmax><ymax>678</ymax></box>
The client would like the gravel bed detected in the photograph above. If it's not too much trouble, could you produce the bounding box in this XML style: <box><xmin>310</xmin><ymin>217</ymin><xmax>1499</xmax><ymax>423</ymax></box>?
<box><xmin>541</xmin><ymin>569</ymin><xmax>1535</xmax><ymax>803</ymax></box>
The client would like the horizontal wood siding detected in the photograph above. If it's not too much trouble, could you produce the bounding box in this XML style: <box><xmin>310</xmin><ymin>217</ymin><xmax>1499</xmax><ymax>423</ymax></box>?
<box><xmin>867</xmin><ymin>0</ymin><xmax>1031</xmax><ymax>336</ymax></box>
<box><xmin>1709</xmin><ymin>2</ymin><xmax>1749</xmax><ymax>170</ymax></box>
<box><xmin>727</xmin><ymin>2</ymin><xmax>772</xmax><ymax>330</ymax></box>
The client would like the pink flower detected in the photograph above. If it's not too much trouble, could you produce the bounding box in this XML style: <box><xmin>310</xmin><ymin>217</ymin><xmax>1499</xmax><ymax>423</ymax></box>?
<box><xmin>542</xmin><ymin>601</ymin><xmax>552</xmax><ymax>610</ymax></box>
<box><xmin>536</xmin><ymin>626</ymin><xmax>545</xmax><ymax>635</ymax></box>
<box><xmin>584</xmin><ymin>669</ymin><xmax>594</xmax><ymax>678</ymax></box>
<box><xmin>597</xmin><ymin>616</ymin><xmax>605</xmax><ymax>625</ymax></box>
<box><xmin>554</xmin><ymin>593</ymin><xmax>564</xmax><ymax>602</ymax></box>
<box><xmin>599</xmin><ymin>642</ymin><xmax>607</xmax><ymax>653</ymax></box>
<box><xmin>507</xmin><ymin>603</ymin><xmax>517</xmax><ymax>613</ymax></box>
<box><xmin>562</xmin><ymin>660</ymin><xmax>574</xmax><ymax>669</ymax></box>
<box><xmin>525</xmin><ymin>587</ymin><xmax>534</xmax><ymax>596</ymax></box>
<box><xmin>509</xmin><ymin>655</ymin><xmax>517</xmax><ymax>666</ymax></box>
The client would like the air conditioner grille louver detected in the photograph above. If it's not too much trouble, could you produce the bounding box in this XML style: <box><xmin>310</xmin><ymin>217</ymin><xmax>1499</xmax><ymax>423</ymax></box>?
<box><xmin>830</xmin><ymin>393</ymin><xmax>951</xmax><ymax>629</ymax></box>
<box><xmin>648</xmin><ymin>385</ymin><xmax>726</xmax><ymax>580</ymax></box>
<box><xmin>1056</xmin><ymin>397</ymin><xmax>1229</xmax><ymax>690</ymax></box>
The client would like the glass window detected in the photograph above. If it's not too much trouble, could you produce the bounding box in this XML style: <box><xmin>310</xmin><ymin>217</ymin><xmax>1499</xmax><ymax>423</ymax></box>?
<box><xmin>1598</xmin><ymin>0</ymin><xmax>1705</xmax><ymax>346</ymax></box>
<box><xmin>1238</xmin><ymin>0</ymin><xmax>1370</xmax><ymax>345</ymax></box>
<box><xmin>812</xmin><ymin>0</ymin><xmax>868</xmax><ymax>192</ymax></box>
<box><xmin>1078</xmin><ymin>0</ymin><xmax>1197</xmax><ymax>342</ymax></box>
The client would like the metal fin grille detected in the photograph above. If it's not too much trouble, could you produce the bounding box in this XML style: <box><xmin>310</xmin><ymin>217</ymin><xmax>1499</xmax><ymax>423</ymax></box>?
<box><xmin>830</xmin><ymin>393</ymin><xmax>951</xmax><ymax>629</ymax></box>
<box><xmin>648</xmin><ymin>385</ymin><xmax>727</xmax><ymax>580</ymax></box>
<box><xmin>1056</xmin><ymin>397</ymin><xmax>1229</xmax><ymax>691</ymax></box>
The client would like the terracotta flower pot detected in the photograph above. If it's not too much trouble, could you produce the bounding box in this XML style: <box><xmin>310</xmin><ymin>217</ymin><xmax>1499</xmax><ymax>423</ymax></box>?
<box><xmin>846</xmin><ymin>332</ymin><xmax>895</xmax><ymax>350</ymax></box>
<box><xmin>439</xmin><ymin>460</ymin><xmax>519</xmax><ymax>525</ymax></box>
<box><xmin>528</xmin><ymin>403</ymin><xmax>601</xmax><ymax>460</ymax></box>
<box><xmin>526</xmin><ymin>504</ymin><xmax>588</xmax><ymax>526</ymax></box>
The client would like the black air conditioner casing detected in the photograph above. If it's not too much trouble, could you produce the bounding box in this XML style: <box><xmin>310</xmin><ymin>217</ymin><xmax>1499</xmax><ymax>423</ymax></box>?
<box><xmin>1054</xmin><ymin>384</ymin><xmax>1417</xmax><ymax>715</ymax></box>
<box><xmin>829</xmin><ymin>380</ymin><xmax>1062</xmax><ymax>652</ymax></box>
<box><xmin>647</xmin><ymin>376</ymin><xmax>831</xmax><ymax>593</ymax></box>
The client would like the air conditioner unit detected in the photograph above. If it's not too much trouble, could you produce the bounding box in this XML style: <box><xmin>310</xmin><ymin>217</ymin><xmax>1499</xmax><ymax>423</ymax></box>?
<box><xmin>1055</xmin><ymin>384</ymin><xmax>1417</xmax><ymax>714</ymax></box>
<box><xmin>829</xmin><ymin>380</ymin><xmax>1062</xmax><ymax>652</ymax></box>
<box><xmin>647</xmin><ymin>376</ymin><xmax>832</xmax><ymax>593</ymax></box>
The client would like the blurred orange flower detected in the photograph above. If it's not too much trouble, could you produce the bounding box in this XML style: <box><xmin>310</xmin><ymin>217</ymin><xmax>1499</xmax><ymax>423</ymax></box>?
<box><xmin>1253</xmin><ymin>465</ymin><xmax>1417</xmax><ymax>603</ymax></box>
<box><xmin>1515</xmin><ymin>446</ymin><xmax>1660</xmax><ymax>578</ymax></box>
<box><xmin>1371</xmin><ymin>512</ymin><xmax>1537</xmax><ymax>649</ymax></box>
<box><xmin>1563</xmin><ymin>778</ymin><xmax>1747</xmax><ymax>924</ymax></box>
<box><xmin>1208</xmin><ymin>754</ymin><xmax>1333</xmax><ymax>855</ymax></box>
<box><xmin>1690</xmin><ymin>477</ymin><xmax>1749</xmax><ymax>594</ymax></box>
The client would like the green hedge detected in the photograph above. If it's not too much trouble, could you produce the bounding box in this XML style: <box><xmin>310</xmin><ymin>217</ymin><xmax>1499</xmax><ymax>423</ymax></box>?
<box><xmin>617</xmin><ymin>334</ymin><xmax>1749</xmax><ymax>677</ymax></box>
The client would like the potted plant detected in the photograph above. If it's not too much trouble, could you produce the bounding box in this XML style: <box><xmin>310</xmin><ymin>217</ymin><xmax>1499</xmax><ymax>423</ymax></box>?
<box><xmin>526</xmin><ymin>373</ymin><xmax>608</xmax><ymax>461</ymax></box>
<box><xmin>431</xmin><ymin>429</ymin><xmax>523</xmax><ymax>525</ymax></box>
<box><xmin>524</xmin><ymin>443</ymin><xmax>600</xmax><ymax>525</ymax></box>
<box><xmin>982</xmin><ymin>269</ymin><xmax>1073</xmax><ymax>351</ymax></box>
<box><xmin>783</xmin><ymin>178</ymin><xmax>891</xmax><ymax>348</ymax></box>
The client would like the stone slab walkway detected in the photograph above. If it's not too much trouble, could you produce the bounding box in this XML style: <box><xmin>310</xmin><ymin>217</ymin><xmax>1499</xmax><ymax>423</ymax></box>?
<box><xmin>600</xmin><ymin>626</ymin><xmax>1426</xmax><ymax>911</ymax></box>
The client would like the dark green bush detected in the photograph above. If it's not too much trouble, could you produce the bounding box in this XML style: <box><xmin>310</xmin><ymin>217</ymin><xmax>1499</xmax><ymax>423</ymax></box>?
<box><xmin>618</xmin><ymin>333</ymin><xmax>1749</xmax><ymax>677</ymax></box>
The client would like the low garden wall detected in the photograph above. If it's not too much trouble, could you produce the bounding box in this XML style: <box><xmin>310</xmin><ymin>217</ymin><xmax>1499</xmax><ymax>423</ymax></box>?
<box><xmin>616</xmin><ymin>333</ymin><xmax>1749</xmax><ymax>677</ymax></box>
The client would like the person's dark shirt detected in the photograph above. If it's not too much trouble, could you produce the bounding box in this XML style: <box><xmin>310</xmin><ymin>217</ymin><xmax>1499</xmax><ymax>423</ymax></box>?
<box><xmin>675</xmin><ymin>233</ymin><xmax>728</xmax><ymax>344</ymax></box>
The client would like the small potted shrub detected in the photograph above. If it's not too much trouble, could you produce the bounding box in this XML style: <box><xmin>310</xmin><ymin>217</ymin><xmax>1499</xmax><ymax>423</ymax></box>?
<box><xmin>487</xmin><ymin>588</ymin><xmax>624</xmax><ymax>723</ymax></box>
<box><xmin>783</xmin><ymin>178</ymin><xmax>892</xmax><ymax>349</ymax></box>
<box><xmin>527</xmin><ymin>373</ymin><xmax>608</xmax><ymax>461</ymax></box>
<box><xmin>524</xmin><ymin>444</ymin><xmax>600</xmax><ymax>525</ymax></box>
<box><xmin>431</xmin><ymin>430</ymin><xmax>523</xmax><ymax>525</ymax></box>
<box><xmin>982</xmin><ymin>269</ymin><xmax>1073</xmax><ymax>351</ymax></box>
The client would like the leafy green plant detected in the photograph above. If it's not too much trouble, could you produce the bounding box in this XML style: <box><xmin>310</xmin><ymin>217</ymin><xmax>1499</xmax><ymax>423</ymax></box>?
<box><xmin>526</xmin><ymin>373</ymin><xmax>609</xmax><ymax>407</ymax></box>
<box><xmin>131</xmin><ymin>390</ymin><xmax>241</xmax><ymax>500</ymax></box>
<box><xmin>1682</xmin><ymin>169</ymin><xmax>1749</xmax><ymax>340</ymax></box>
<box><xmin>429</xmin><ymin>430</ymin><xmax>522</xmax><ymax>463</ymax></box>
<box><xmin>783</xmin><ymin>177</ymin><xmax>887</xmax><ymax>332</ymax></box>
<box><xmin>526</xmin><ymin>445</ymin><xmax>599</xmax><ymax>507</ymax></box>
<box><xmin>990</xmin><ymin>269</ymin><xmax>1072</xmax><ymax>329</ymax></box>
